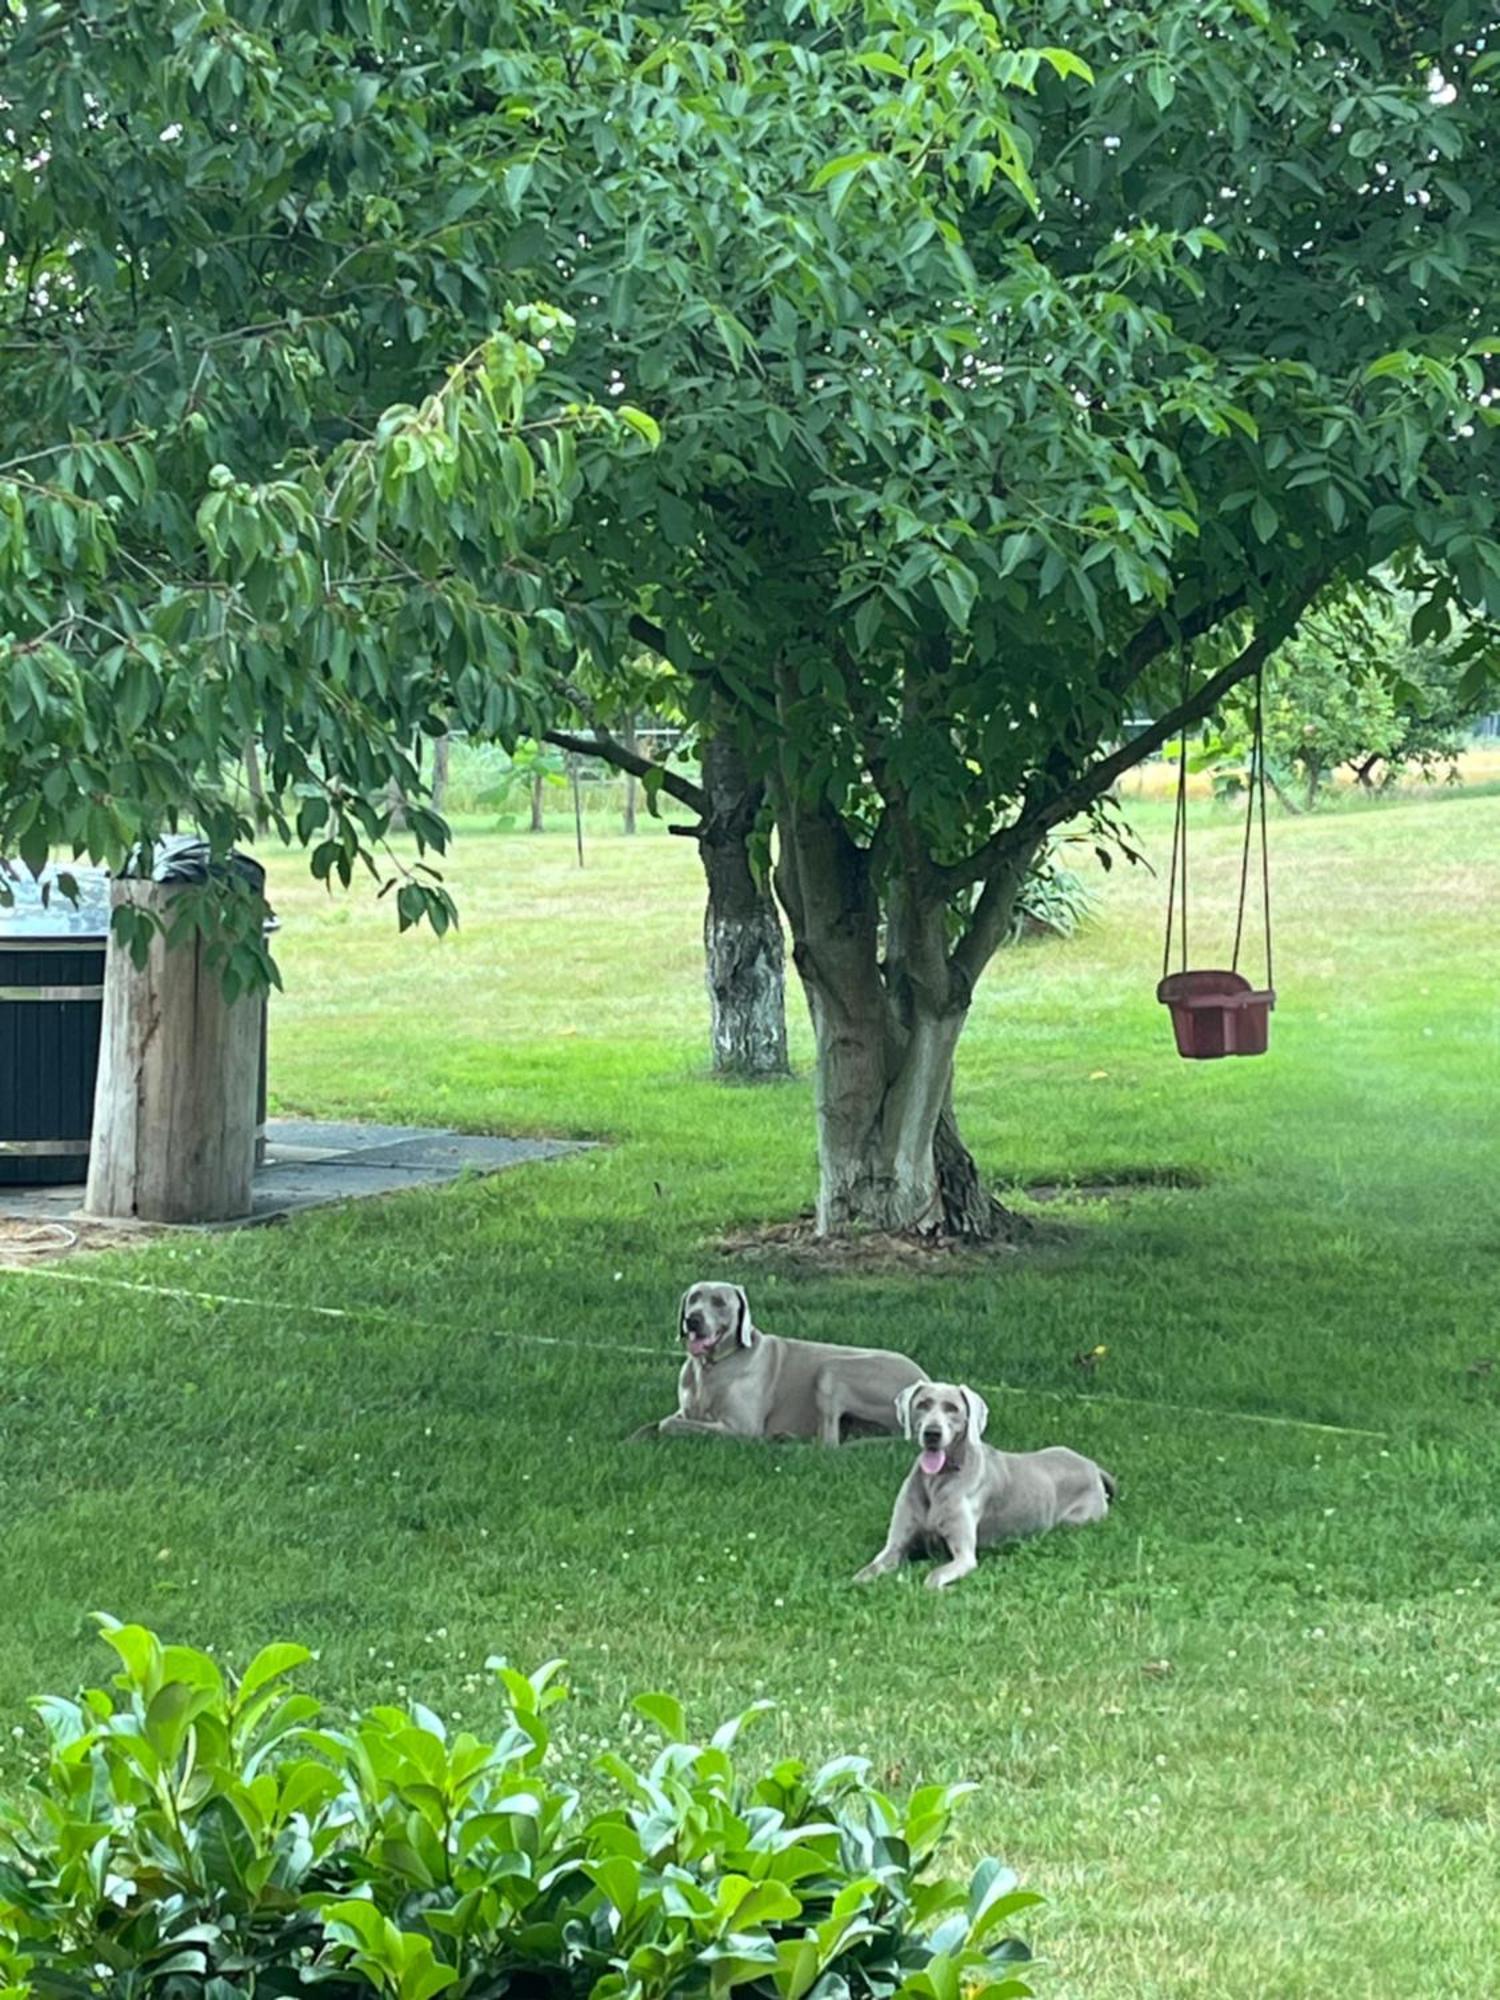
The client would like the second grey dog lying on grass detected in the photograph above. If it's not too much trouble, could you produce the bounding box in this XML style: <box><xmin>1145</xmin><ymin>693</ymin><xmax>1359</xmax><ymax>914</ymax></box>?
<box><xmin>630</xmin><ymin>1280</ymin><xmax>924</xmax><ymax>1445</ymax></box>
<box><xmin>855</xmin><ymin>1379</ymin><xmax>1115</xmax><ymax>1589</ymax></box>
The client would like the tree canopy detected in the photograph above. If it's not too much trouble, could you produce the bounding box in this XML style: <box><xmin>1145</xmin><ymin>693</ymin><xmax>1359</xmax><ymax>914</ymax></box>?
<box><xmin>0</xmin><ymin>0</ymin><xmax>652</xmax><ymax>973</ymax></box>
<box><xmin>480</xmin><ymin>0</ymin><xmax>1500</xmax><ymax>1228</ymax></box>
<box><xmin>497</xmin><ymin>0</ymin><xmax>1500</xmax><ymax>840</ymax></box>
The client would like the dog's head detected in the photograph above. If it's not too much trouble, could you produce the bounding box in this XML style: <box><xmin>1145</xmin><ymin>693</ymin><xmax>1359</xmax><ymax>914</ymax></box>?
<box><xmin>894</xmin><ymin>1379</ymin><xmax>989</xmax><ymax>1475</ymax></box>
<box><xmin>677</xmin><ymin>1280</ymin><xmax>753</xmax><ymax>1361</ymax></box>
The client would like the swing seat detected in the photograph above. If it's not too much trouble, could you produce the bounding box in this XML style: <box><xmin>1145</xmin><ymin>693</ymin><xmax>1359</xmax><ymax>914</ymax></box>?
<box><xmin>1157</xmin><ymin>969</ymin><xmax>1275</xmax><ymax>1060</ymax></box>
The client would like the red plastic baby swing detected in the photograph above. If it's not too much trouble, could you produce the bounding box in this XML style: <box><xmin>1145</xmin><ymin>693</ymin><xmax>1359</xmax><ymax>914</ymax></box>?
<box><xmin>1157</xmin><ymin>668</ymin><xmax>1276</xmax><ymax>1060</ymax></box>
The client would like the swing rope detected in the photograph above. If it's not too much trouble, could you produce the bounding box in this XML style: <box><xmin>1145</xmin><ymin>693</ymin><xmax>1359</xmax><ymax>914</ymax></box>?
<box><xmin>1161</xmin><ymin>658</ymin><xmax>1191</xmax><ymax>980</ymax></box>
<box><xmin>1230</xmin><ymin>666</ymin><xmax>1274</xmax><ymax>989</ymax></box>
<box><xmin>1162</xmin><ymin>660</ymin><xmax>1274</xmax><ymax>990</ymax></box>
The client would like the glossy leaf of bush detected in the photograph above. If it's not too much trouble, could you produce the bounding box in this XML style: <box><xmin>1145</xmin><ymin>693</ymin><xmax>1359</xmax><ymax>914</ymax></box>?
<box><xmin>0</xmin><ymin>1621</ymin><xmax>1039</xmax><ymax>2000</ymax></box>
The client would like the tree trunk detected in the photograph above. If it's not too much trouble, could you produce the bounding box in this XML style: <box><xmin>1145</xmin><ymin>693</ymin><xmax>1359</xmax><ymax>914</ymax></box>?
<box><xmin>1266</xmin><ymin>767</ymin><xmax>1303</xmax><ymax>814</ymax></box>
<box><xmin>774</xmin><ymin>793</ymin><xmax>1025</xmax><ymax>1240</ymax></box>
<box><xmin>87</xmin><ymin>881</ymin><xmax>263</xmax><ymax>1223</ymax></box>
<box><xmin>529</xmin><ymin>770</ymin><xmax>545</xmax><ymax>832</ymax></box>
<box><xmin>243</xmin><ymin>737</ymin><xmax>264</xmax><ymax>813</ymax></box>
<box><xmin>622</xmin><ymin>713</ymin><xmax>639</xmax><ymax>834</ymax></box>
<box><xmin>697</xmin><ymin>734</ymin><xmax>789</xmax><ymax>1078</ymax></box>
<box><xmin>430</xmin><ymin>732</ymin><xmax>451</xmax><ymax>813</ymax></box>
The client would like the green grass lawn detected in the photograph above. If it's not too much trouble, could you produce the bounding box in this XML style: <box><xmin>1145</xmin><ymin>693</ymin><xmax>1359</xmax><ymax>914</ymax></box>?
<box><xmin>2</xmin><ymin>789</ymin><xmax>1498</xmax><ymax>1999</ymax></box>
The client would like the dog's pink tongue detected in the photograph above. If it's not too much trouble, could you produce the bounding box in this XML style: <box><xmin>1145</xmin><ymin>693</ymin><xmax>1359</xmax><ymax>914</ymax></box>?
<box><xmin>919</xmin><ymin>1448</ymin><xmax>947</xmax><ymax>1476</ymax></box>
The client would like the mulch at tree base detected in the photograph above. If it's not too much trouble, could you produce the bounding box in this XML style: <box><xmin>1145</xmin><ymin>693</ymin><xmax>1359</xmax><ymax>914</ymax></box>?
<box><xmin>710</xmin><ymin>1174</ymin><xmax>1201</xmax><ymax>1273</ymax></box>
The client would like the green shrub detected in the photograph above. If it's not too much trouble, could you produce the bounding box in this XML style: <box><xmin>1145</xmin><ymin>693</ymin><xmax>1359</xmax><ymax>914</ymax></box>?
<box><xmin>0</xmin><ymin>1620</ymin><xmax>1041</xmax><ymax>2000</ymax></box>
<box><xmin>1007</xmin><ymin>847</ymin><xmax>1097</xmax><ymax>945</ymax></box>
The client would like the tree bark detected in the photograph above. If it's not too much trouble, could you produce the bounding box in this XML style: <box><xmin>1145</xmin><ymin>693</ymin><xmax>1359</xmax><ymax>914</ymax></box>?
<box><xmin>529</xmin><ymin>770</ymin><xmax>545</xmax><ymax>833</ymax></box>
<box><xmin>774</xmin><ymin>791</ymin><xmax>1027</xmax><ymax>1239</ymax></box>
<box><xmin>87</xmin><ymin>882</ymin><xmax>262</xmax><ymax>1223</ymax></box>
<box><xmin>622</xmin><ymin>713</ymin><xmax>639</xmax><ymax>834</ymax></box>
<box><xmin>569</xmin><ymin>753</ymin><xmax>585</xmax><ymax>866</ymax></box>
<box><xmin>430</xmin><ymin>732</ymin><xmax>451</xmax><ymax>813</ymax></box>
<box><xmin>243</xmin><ymin>737</ymin><xmax>264</xmax><ymax>812</ymax></box>
<box><xmin>697</xmin><ymin>734</ymin><xmax>789</xmax><ymax>1078</ymax></box>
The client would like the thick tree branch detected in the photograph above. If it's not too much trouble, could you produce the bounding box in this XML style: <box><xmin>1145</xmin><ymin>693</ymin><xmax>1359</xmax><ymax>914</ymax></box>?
<box><xmin>629</xmin><ymin>611</ymin><xmax>668</xmax><ymax>654</ymax></box>
<box><xmin>1023</xmin><ymin>568</ymin><xmax>1331</xmax><ymax>841</ymax></box>
<box><xmin>1112</xmin><ymin>581</ymin><xmax>1252</xmax><ymax>692</ymax></box>
<box><xmin>542</xmin><ymin>728</ymin><xmax>706</xmax><ymax>814</ymax></box>
<box><xmin>949</xmin><ymin>834</ymin><xmax>1044</xmax><ymax>1000</ymax></box>
<box><xmin>933</xmin><ymin>582</ymin><xmax>1256</xmax><ymax>898</ymax></box>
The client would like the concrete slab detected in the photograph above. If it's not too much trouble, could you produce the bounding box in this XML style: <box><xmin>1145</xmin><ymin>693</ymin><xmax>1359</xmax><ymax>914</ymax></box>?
<box><xmin>0</xmin><ymin>1118</ymin><xmax>586</xmax><ymax>1236</ymax></box>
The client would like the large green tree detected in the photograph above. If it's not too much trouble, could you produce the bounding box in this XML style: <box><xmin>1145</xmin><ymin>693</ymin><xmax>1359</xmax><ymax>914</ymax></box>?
<box><xmin>477</xmin><ymin>0</ymin><xmax>1500</xmax><ymax>1234</ymax></box>
<box><xmin>7</xmin><ymin>1</ymin><xmax>1500</xmax><ymax>1235</ymax></box>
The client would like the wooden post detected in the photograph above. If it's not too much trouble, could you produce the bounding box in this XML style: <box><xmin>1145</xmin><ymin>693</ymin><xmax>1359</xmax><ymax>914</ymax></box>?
<box><xmin>86</xmin><ymin>881</ymin><xmax>262</xmax><ymax>1223</ymax></box>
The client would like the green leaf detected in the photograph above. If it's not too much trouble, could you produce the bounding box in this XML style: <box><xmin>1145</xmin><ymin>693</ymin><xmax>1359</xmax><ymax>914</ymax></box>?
<box><xmin>586</xmin><ymin>1855</ymin><xmax>641</xmax><ymax>1914</ymax></box>
<box><xmin>633</xmin><ymin>1691</ymin><xmax>687</xmax><ymax>1741</ymax></box>
<box><xmin>237</xmin><ymin>1642</ymin><xmax>312</xmax><ymax>1706</ymax></box>
<box><xmin>1039</xmin><ymin>47</ymin><xmax>1094</xmax><ymax>85</ymax></box>
<box><xmin>932</xmin><ymin>558</ymin><xmax>977</xmax><ymax>632</ymax></box>
<box><xmin>618</xmin><ymin>406</ymin><xmax>661</xmax><ymax>449</ymax></box>
<box><xmin>1145</xmin><ymin>62</ymin><xmax>1176</xmax><ymax>111</ymax></box>
<box><xmin>775</xmin><ymin>1938</ymin><xmax>821</xmax><ymax>2000</ymax></box>
<box><xmin>853</xmin><ymin>592</ymin><xmax>884</xmax><ymax>653</ymax></box>
<box><xmin>855</xmin><ymin>52</ymin><xmax>908</xmax><ymax>79</ymax></box>
<box><xmin>809</xmin><ymin>151</ymin><xmax>880</xmax><ymax>192</ymax></box>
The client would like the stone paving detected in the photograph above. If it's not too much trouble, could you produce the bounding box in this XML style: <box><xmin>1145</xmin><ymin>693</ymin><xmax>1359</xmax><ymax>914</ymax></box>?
<box><xmin>0</xmin><ymin>1117</ymin><xmax>583</xmax><ymax>1232</ymax></box>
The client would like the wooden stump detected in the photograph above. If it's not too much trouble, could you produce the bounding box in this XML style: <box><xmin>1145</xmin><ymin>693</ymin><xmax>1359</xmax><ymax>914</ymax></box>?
<box><xmin>86</xmin><ymin>881</ymin><xmax>262</xmax><ymax>1223</ymax></box>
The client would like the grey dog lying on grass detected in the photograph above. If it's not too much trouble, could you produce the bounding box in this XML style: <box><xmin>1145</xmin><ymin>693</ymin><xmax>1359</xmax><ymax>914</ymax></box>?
<box><xmin>629</xmin><ymin>1279</ymin><xmax>924</xmax><ymax>1444</ymax></box>
<box><xmin>855</xmin><ymin>1379</ymin><xmax>1116</xmax><ymax>1589</ymax></box>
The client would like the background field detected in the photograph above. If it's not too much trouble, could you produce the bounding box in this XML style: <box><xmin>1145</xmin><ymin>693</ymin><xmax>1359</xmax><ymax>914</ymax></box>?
<box><xmin>2</xmin><ymin>786</ymin><xmax>1497</xmax><ymax>1999</ymax></box>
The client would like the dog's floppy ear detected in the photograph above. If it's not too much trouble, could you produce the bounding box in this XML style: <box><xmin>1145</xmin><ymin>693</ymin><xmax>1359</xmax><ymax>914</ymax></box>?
<box><xmin>677</xmin><ymin>1288</ymin><xmax>693</xmax><ymax>1344</ymax></box>
<box><xmin>733</xmin><ymin>1284</ymin><xmax>753</xmax><ymax>1348</ymax></box>
<box><xmin>959</xmin><ymin>1385</ymin><xmax>990</xmax><ymax>1439</ymax></box>
<box><xmin>894</xmin><ymin>1382</ymin><xmax>923</xmax><ymax>1439</ymax></box>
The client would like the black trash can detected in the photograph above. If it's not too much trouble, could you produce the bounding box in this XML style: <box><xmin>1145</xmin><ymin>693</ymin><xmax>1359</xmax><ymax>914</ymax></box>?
<box><xmin>0</xmin><ymin>853</ymin><xmax>272</xmax><ymax>1188</ymax></box>
<box><xmin>0</xmin><ymin>867</ymin><xmax>111</xmax><ymax>1185</ymax></box>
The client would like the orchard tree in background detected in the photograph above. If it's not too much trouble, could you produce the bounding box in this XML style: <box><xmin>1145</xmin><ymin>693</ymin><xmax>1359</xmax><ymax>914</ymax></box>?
<box><xmin>477</xmin><ymin>0</ymin><xmax>1500</xmax><ymax>1235</ymax></box>
<box><xmin>1213</xmin><ymin>585</ymin><xmax>1481</xmax><ymax>806</ymax></box>
<box><xmin>540</xmin><ymin>655</ymin><xmax>791</xmax><ymax>1078</ymax></box>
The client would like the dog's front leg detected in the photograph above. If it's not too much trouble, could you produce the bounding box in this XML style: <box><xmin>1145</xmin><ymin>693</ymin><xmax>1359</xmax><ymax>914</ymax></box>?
<box><xmin>854</xmin><ymin>1538</ymin><xmax>913</xmax><ymax>1583</ymax></box>
<box><xmin>926</xmin><ymin>1514</ymin><xmax>979</xmax><ymax>1590</ymax></box>
<box><xmin>654</xmin><ymin>1412</ymin><xmax>742</xmax><ymax>1439</ymax></box>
